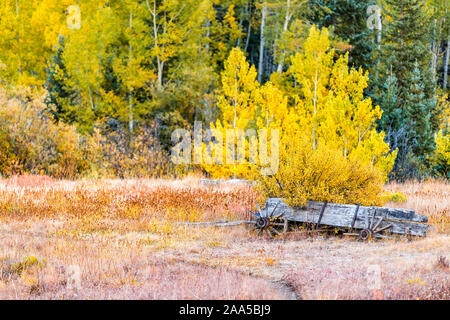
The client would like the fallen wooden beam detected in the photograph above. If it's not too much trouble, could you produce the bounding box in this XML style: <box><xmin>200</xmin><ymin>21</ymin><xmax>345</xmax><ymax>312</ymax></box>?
<box><xmin>175</xmin><ymin>220</ymin><xmax>254</xmax><ymax>227</ymax></box>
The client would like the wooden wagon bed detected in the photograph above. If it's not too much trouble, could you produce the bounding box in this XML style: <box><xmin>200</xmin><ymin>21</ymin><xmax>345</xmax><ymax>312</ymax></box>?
<box><xmin>256</xmin><ymin>198</ymin><xmax>429</xmax><ymax>239</ymax></box>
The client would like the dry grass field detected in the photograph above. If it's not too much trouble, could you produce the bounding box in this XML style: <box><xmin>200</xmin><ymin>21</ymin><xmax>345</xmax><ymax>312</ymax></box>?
<box><xmin>0</xmin><ymin>175</ymin><xmax>448</xmax><ymax>300</ymax></box>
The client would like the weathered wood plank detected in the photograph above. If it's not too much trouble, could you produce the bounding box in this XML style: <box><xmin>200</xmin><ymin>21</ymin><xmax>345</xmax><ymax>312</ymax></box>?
<box><xmin>283</xmin><ymin>210</ymin><xmax>427</xmax><ymax>236</ymax></box>
<box><xmin>262</xmin><ymin>198</ymin><xmax>429</xmax><ymax>237</ymax></box>
<box><xmin>261</xmin><ymin>199</ymin><xmax>294</xmax><ymax>217</ymax></box>
<box><xmin>306</xmin><ymin>201</ymin><xmax>427</xmax><ymax>223</ymax></box>
<box><xmin>264</xmin><ymin>198</ymin><xmax>428</xmax><ymax>223</ymax></box>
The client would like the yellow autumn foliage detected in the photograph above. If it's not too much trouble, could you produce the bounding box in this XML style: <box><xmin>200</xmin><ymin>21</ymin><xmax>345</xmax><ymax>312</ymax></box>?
<box><xmin>431</xmin><ymin>95</ymin><xmax>449</xmax><ymax>177</ymax></box>
<box><xmin>256</xmin><ymin>134</ymin><xmax>385</xmax><ymax>207</ymax></box>
<box><xmin>435</xmin><ymin>130</ymin><xmax>450</xmax><ymax>166</ymax></box>
<box><xmin>202</xmin><ymin>47</ymin><xmax>260</xmax><ymax>178</ymax></box>
<box><xmin>203</xmin><ymin>25</ymin><xmax>397</xmax><ymax>206</ymax></box>
<box><xmin>0</xmin><ymin>84</ymin><xmax>173</xmax><ymax>179</ymax></box>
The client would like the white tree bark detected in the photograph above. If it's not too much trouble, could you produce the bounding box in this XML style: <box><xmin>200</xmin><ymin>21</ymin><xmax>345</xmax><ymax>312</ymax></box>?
<box><xmin>205</xmin><ymin>19</ymin><xmax>210</xmax><ymax>53</ymax></box>
<box><xmin>147</xmin><ymin>0</ymin><xmax>164</xmax><ymax>90</ymax></box>
<box><xmin>444</xmin><ymin>37</ymin><xmax>449</xmax><ymax>90</ymax></box>
<box><xmin>129</xmin><ymin>11</ymin><xmax>134</xmax><ymax>133</ymax></box>
<box><xmin>430</xmin><ymin>19</ymin><xmax>440</xmax><ymax>79</ymax></box>
<box><xmin>16</xmin><ymin>0</ymin><xmax>22</xmax><ymax>75</ymax></box>
<box><xmin>244</xmin><ymin>3</ymin><xmax>252</xmax><ymax>52</ymax></box>
<box><xmin>277</xmin><ymin>0</ymin><xmax>291</xmax><ymax>73</ymax></box>
<box><xmin>258</xmin><ymin>5</ymin><xmax>267</xmax><ymax>83</ymax></box>
<box><xmin>312</xmin><ymin>68</ymin><xmax>318</xmax><ymax>150</ymax></box>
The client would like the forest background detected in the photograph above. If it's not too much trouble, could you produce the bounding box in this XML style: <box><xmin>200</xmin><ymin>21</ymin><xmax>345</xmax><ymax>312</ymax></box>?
<box><xmin>0</xmin><ymin>0</ymin><xmax>448</xmax><ymax>183</ymax></box>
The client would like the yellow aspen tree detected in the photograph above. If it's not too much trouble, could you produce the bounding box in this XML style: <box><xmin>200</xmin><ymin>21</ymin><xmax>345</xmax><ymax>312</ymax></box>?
<box><xmin>203</xmin><ymin>47</ymin><xmax>260</xmax><ymax>178</ymax></box>
<box><xmin>328</xmin><ymin>53</ymin><xmax>396</xmax><ymax>179</ymax></box>
<box><xmin>110</xmin><ymin>0</ymin><xmax>156</xmax><ymax>132</ymax></box>
<box><xmin>432</xmin><ymin>96</ymin><xmax>449</xmax><ymax>176</ymax></box>
<box><xmin>257</xmin><ymin>25</ymin><xmax>396</xmax><ymax>206</ymax></box>
<box><xmin>288</xmin><ymin>26</ymin><xmax>396</xmax><ymax>181</ymax></box>
<box><xmin>255</xmin><ymin>82</ymin><xmax>289</xmax><ymax>129</ymax></box>
<box><xmin>62</xmin><ymin>1</ymin><xmax>115</xmax><ymax>129</ymax></box>
<box><xmin>0</xmin><ymin>0</ymin><xmax>78</xmax><ymax>85</ymax></box>
<box><xmin>0</xmin><ymin>0</ymin><xmax>57</xmax><ymax>84</ymax></box>
<box><xmin>288</xmin><ymin>25</ymin><xmax>334</xmax><ymax>150</ymax></box>
<box><xmin>143</xmin><ymin>0</ymin><xmax>198</xmax><ymax>90</ymax></box>
<box><xmin>203</xmin><ymin>48</ymin><xmax>289</xmax><ymax>179</ymax></box>
<box><xmin>218</xmin><ymin>47</ymin><xmax>259</xmax><ymax>129</ymax></box>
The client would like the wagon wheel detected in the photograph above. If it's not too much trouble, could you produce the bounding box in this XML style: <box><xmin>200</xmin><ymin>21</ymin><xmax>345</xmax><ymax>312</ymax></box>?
<box><xmin>346</xmin><ymin>211</ymin><xmax>393</xmax><ymax>241</ymax></box>
<box><xmin>248</xmin><ymin>202</ymin><xmax>287</xmax><ymax>238</ymax></box>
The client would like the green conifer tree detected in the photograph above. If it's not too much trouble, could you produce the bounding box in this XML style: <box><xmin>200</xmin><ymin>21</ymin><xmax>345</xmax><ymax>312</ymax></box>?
<box><xmin>374</xmin><ymin>0</ymin><xmax>441</xmax><ymax>177</ymax></box>
<box><xmin>44</xmin><ymin>36</ymin><xmax>77</xmax><ymax>123</ymax></box>
<box><xmin>405</xmin><ymin>62</ymin><xmax>436</xmax><ymax>156</ymax></box>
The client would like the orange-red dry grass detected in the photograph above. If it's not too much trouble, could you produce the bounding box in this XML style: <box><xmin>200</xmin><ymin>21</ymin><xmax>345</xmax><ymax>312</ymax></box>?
<box><xmin>0</xmin><ymin>177</ymin><xmax>260</xmax><ymax>231</ymax></box>
<box><xmin>385</xmin><ymin>179</ymin><xmax>449</xmax><ymax>234</ymax></box>
<box><xmin>0</xmin><ymin>175</ymin><xmax>448</xmax><ymax>300</ymax></box>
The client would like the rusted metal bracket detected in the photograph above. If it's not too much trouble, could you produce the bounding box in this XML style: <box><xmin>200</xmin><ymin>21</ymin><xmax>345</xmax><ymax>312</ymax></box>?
<box><xmin>350</xmin><ymin>203</ymin><xmax>360</xmax><ymax>232</ymax></box>
<box><xmin>315</xmin><ymin>201</ymin><xmax>328</xmax><ymax>229</ymax></box>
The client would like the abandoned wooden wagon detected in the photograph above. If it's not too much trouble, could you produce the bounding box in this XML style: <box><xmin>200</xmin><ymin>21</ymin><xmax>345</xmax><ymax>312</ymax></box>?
<box><xmin>250</xmin><ymin>198</ymin><xmax>429</xmax><ymax>240</ymax></box>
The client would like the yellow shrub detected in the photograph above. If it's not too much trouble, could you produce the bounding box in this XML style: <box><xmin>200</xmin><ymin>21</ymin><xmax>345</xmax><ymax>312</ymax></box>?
<box><xmin>96</xmin><ymin>122</ymin><xmax>173</xmax><ymax>179</ymax></box>
<box><xmin>256</xmin><ymin>135</ymin><xmax>385</xmax><ymax>207</ymax></box>
<box><xmin>431</xmin><ymin>96</ymin><xmax>449</xmax><ymax>177</ymax></box>
<box><xmin>0</xmin><ymin>85</ymin><xmax>95</xmax><ymax>178</ymax></box>
<box><xmin>434</xmin><ymin>130</ymin><xmax>449</xmax><ymax>165</ymax></box>
<box><xmin>381</xmin><ymin>191</ymin><xmax>408</xmax><ymax>203</ymax></box>
<box><xmin>0</xmin><ymin>84</ymin><xmax>174</xmax><ymax>179</ymax></box>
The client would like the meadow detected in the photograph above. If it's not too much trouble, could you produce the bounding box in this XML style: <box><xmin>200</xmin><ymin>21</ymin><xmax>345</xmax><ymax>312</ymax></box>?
<box><xmin>0</xmin><ymin>175</ymin><xmax>448</xmax><ymax>300</ymax></box>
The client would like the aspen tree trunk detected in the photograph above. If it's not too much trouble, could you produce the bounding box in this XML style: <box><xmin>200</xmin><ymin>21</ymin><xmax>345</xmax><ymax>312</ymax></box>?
<box><xmin>377</xmin><ymin>23</ymin><xmax>381</xmax><ymax>45</ymax></box>
<box><xmin>237</xmin><ymin>10</ymin><xmax>244</xmax><ymax>47</ymax></box>
<box><xmin>435</xmin><ymin>45</ymin><xmax>441</xmax><ymax>80</ymax></box>
<box><xmin>312</xmin><ymin>68</ymin><xmax>318</xmax><ymax>150</ymax></box>
<box><xmin>148</xmin><ymin>0</ymin><xmax>163</xmax><ymax>90</ymax></box>
<box><xmin>234</xmin><ymin>68</ymin><xmax>238</xmax><ymax>129</ymax></box>
<box><xmin>430</xmin><ymin>19</ymin><xmax>439</xmax><ymax>78</ymax></box>
<box><xmin>129</xmin><ymin>11</ymin><xmax>134</xmax><ymax>133</ymax></box>
<box><xmin>258</xmin><ymin>5</ymin><xmax>267</xmax><ymax>83</ymax></box>
<box><xmin>238</xmin><ymin>1</ymin><xmax>250</xmax><ymax>48</ymax></box>
<box><xmin>244</xmin><ymin>2</ymin><xmax>253</xmax><ymax>52</ymax></box>
<box><xmin>16</xmin><ymin>0</ymin><xmax>22</xmax><ymax>75</ymax></box>
<box><xmin>205</xmin><ymin>19</ymin><xmax>210</xmax><ymax>53</ymax></box>
<box><xmin>444</xmin><ymin>37</ymin><xmax>450</xmax><ymax>90</ymax></box>
<box><xmin>244</xmin><ymin>7</ymin><xmax>252</xmax><ymax>51</ymax></box>
<box><xmin>233</xmin><ymin>68</ymin><xmax>238</xmax><ymax>178</ymax></box>
<box><xmin>374</xmin><ymin>8</ymin><xmax>381</xmax><ymax>81</ymax></box>
<box><xmin>277</xmin><ymin>0</ymin><xmax>291</xmax><ymax>73</ymax></box>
